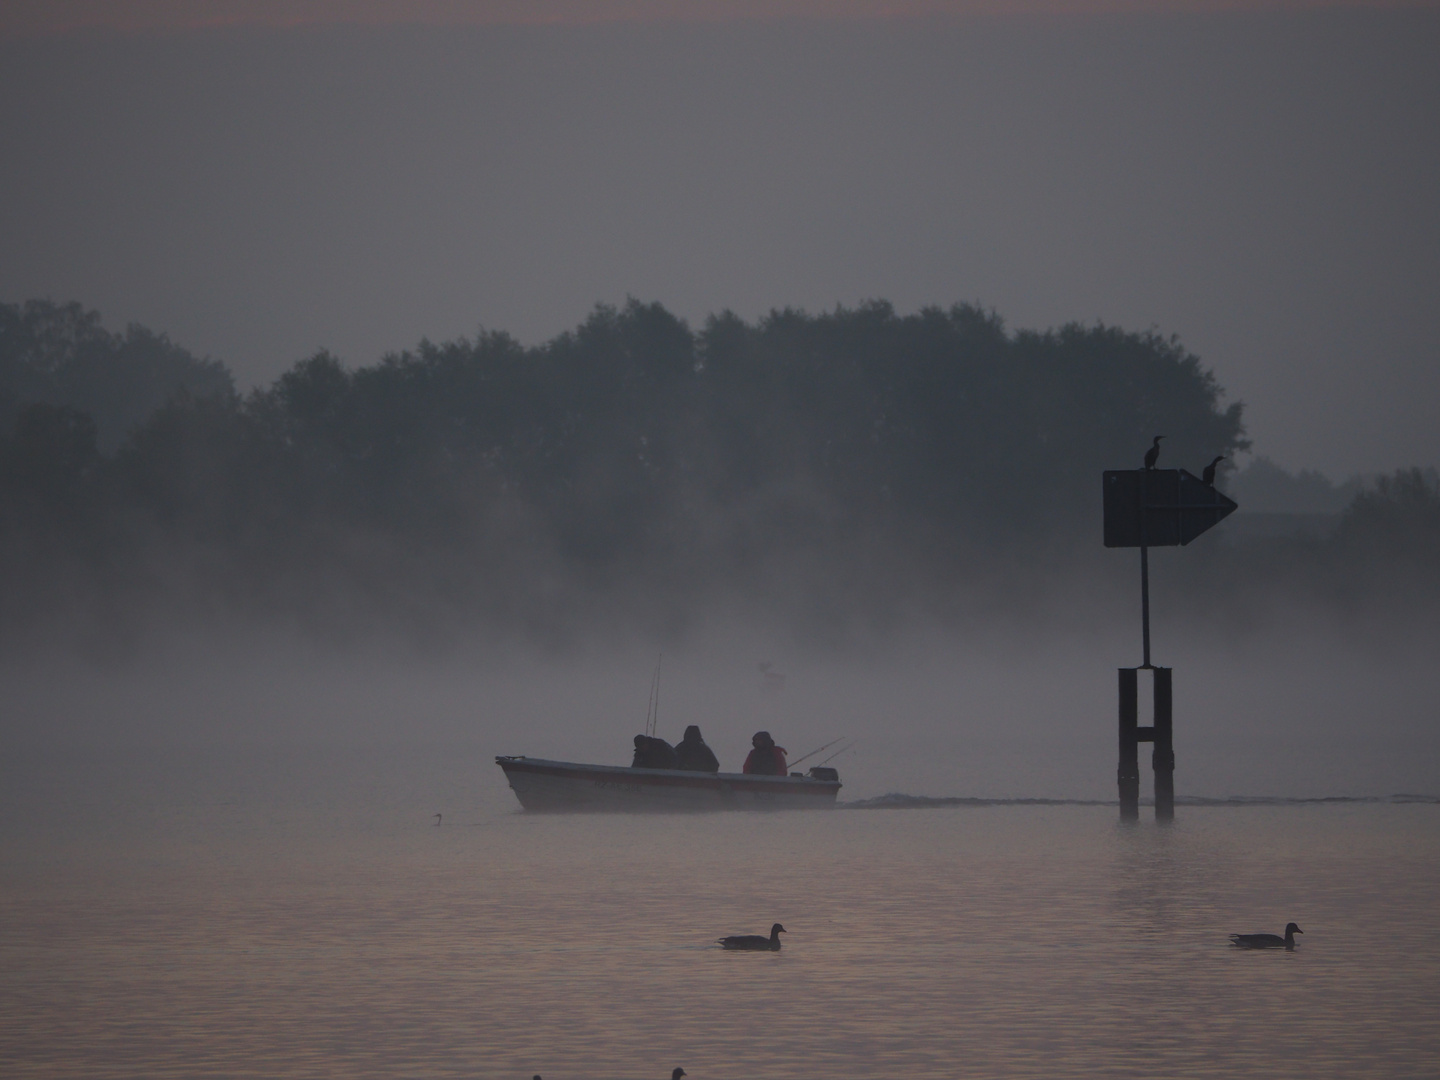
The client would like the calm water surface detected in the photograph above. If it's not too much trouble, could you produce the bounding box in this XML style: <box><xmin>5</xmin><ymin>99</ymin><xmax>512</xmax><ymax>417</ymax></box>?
<box><xmin>2</xmin><ymin>753</ymin><xmax>1437</xmax><ymax>1079</ymax></box>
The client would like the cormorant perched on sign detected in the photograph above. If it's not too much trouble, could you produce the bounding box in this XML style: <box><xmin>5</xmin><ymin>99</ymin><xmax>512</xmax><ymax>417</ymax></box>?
<box><xmin>1202</xmin><ymin>455</ymin><xmax>1225</xmax><ymax>486</ymax></box>
<box><xmin>1144</xmin><ymin>435</ymin><xmax>1164</xmax><ymax>470</ymax></box>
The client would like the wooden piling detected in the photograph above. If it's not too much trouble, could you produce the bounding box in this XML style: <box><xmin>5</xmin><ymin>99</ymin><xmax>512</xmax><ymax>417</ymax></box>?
<box><xmin>1118</xmin><ymin>667</ymin><xmax>1139</xmax><ymax>820</ymax></box>
<box><xmin>1152</xmin><ymin>667</ymin><xmax>1174</xmax><ymax>821</ymax></box>
<box><xmin>1119</xmin><ymin>666</ymin><xmax>1175</xmax><ymax>822</ymax></box>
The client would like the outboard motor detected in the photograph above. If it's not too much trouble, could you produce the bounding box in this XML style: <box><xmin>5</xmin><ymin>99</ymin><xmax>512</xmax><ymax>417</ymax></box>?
<box><xmin>808</xmin><ymin>766</ymin><xmax>839</xmax><ymax>782</ymax></box>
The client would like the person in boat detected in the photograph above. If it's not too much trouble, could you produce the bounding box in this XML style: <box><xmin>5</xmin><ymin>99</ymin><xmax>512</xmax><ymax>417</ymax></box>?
<box><xmin>631</xmin><ymin>733</ymin><xmax>680</xmax><ymax>770</ymax></box>
<box><xmin>742</xmin><ymin>730</ymin><xmax>788</xmax><ymax>776</ymax></box>
<box><xmin>674</xmin><ymin>725</ymin><xmax>720</xmax><ymax>773</ymax></box>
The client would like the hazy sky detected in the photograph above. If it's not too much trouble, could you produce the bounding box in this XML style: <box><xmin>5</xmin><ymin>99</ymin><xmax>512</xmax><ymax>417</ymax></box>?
<box><xmin>2</xmin><ymin>3</ymin><xmax>1437</xmax><ymax>477</ymax></box>
<box><xmin>8</xmin><ymin>1</ymin><xmax>1428</xmax><ymax>35</ymax></box>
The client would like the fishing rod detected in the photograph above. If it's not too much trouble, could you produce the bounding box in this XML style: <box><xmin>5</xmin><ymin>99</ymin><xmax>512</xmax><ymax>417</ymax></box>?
<box><xmin>645</xmin><ymin>654</ymin><xmax>663</xmax><ymax>738</ymax></box>
<box><xmin>786</xmin><ymin>737</ymin><xmax>846</xmax><ymax>770</ymax></box>
<box><xmin>814</xmin><ymin>739</ymin><xmax>856</xmax><ymax>767</ymax></box>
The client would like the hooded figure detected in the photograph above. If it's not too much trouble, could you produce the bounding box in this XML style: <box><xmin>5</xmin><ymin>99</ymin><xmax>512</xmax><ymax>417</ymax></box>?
<box><xmin>674</xmin><ymin>725</ymin><xmax>720</xmax><ymax>772</ymax></box>
<box><xmin>742</xmin><ymin>730</ymin><xmax>788</xmax><ymax>776</ymax></box>
<box><xmin>631</xmin><ymin>734</ymin><xmax>679</xmax><ymax>770</ymax></box>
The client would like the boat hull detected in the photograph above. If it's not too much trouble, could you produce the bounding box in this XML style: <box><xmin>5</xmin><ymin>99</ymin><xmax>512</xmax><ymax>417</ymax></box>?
<box><xmin>496</xmin><ymin>756</ymin><xmax>841</xmax><ymax>813</ymax></box>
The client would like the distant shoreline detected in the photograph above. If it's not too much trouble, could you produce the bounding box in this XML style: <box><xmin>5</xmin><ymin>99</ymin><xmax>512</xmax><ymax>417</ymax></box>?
<box><xmin>841</xmin><ymin>792</ymin><xmax>1440</xmax><ymax>810</ymax></box>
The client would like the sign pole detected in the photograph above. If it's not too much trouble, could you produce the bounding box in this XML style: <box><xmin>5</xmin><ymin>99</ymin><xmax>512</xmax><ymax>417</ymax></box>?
<box><xmin>1137</xmin><ymin>470</ymin><xmax>1152</xmax><ymax>669</ymax></box>
<box><xmin>1140</xmin><ymin>544</ymin><xmax>1151</xmax><ymax>669</ymax></box>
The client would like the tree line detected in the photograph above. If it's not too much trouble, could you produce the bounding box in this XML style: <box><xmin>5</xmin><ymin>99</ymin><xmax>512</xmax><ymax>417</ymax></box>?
<box><xmin>0</xmin><ymin>297</ymin><xmax>1433</xmax><ymax>644</ymax></box>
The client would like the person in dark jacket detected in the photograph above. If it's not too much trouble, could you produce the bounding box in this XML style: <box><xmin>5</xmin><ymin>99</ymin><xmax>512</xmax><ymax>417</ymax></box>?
<box><xmin>742</xmin><ymin>730</ymin><xmax>788</xmax><ymax>776</ymax></box>
<box><xmin>674</xmin><ymin>725</ymin><xmax>720</xmax><ymax>772</ymax></box>
<box><xmin>631</xmin><ymin>734</ymin><xmax>680</xmax><ymax>770</ymax></box>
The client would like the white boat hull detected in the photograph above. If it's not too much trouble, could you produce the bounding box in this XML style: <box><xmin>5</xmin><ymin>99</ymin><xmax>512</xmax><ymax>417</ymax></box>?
<box><xmin>496</xmin><ymin>756</ymin><xmax>841</xmax><ymax>813</ymax></box>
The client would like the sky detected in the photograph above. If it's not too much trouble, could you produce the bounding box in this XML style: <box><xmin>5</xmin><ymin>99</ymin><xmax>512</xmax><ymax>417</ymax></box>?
<box><xmin>2</xmin><ymin>2</ymin><xmax>1437</xmax><ymax>477</ymax></box>
<box><xmin>6</xmin><ymin>1</ymin><xmax>1429</xmax><ymax>35</ymax></box>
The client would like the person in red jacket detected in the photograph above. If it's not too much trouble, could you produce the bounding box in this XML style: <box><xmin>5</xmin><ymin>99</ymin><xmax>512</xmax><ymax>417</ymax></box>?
<box><xmin>742</xmin><ymin>730</ymin><xmax>788</xmax><ymax>775</ymax></box>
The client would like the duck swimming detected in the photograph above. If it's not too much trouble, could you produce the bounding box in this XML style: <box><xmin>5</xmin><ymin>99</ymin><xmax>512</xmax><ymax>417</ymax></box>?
<box><xmin>718</xmin><ymin>923</ymin><xmax>786</xmax><ymax>951</ymax></box>
<box><xmin>1230</xmin><ymin>923</ymin><xmax>1303</xmax><ymax>949</ymax></box>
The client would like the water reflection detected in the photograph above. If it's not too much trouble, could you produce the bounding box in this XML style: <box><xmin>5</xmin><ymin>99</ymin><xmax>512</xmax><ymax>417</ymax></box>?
<box><xmin>1109</xmin><ymin>818</ymin><xmax>1231</xmax><ymax>933</ymax></box>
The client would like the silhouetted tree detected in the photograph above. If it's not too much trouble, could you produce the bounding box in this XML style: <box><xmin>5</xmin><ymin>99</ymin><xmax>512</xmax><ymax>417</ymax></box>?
<box><xmin>1336</xmin><ymin>468</ymin><xmax>1440</xmax><ymax>564</ymax></box>
<box><xmin>0</xmin><ymin>300</ymin><xmax>232</xmax><ymax>450</ymax></box>
<box><xmin>0</xmin><ymin>402</ymin><xmax>100</xmax><ymax>515</ymax></box>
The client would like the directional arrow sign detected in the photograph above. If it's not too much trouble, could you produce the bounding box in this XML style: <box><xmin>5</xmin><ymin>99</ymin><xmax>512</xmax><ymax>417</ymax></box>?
<box><xmin>1103</xmin><ymin>468</ymin><xmax>1238</xmax><ymax>548</ymax></box>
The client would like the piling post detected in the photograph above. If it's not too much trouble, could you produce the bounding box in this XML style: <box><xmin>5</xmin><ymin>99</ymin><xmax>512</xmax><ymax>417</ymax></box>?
<box><xmin>1152</xmin><ymin>667</ymin><xmax>1174</xmax><ymax>821</ymax></box>
<box><xmin>1118</xmin><ymin>667</ymin><xmax>1140</xmax><ymax>821</ymax></box>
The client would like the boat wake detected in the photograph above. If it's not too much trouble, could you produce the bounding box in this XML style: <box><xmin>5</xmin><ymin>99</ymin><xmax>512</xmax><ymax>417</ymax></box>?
<box><xmin>840</xmin><ymin>793</ymin><xmax>1440</xmax><ymax>810</ymax></box>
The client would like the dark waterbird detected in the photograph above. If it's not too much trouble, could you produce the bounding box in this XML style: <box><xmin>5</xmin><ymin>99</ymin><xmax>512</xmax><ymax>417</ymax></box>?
<box><xmin>1202</xmin><ymin>455</ymin><xmax>1225</xmax><ymax>486</ymax></box>
<box><xmin>672</xmin><ymin>1070</ymin><xmax>688</xmax><ymax>1079</ymax></box>
<box><xmin>1230</xmin><ymin>923</ymin><xmax>1303</xmax><ymax>949</ymax></box>
<box><xmin>1144</xmin><ymin>435</ymin><xmax>1164</xmax><ymax>470</ymax></box>
<box><xmin>719</xmin><ymin>923</ymin><xmax>786</xmax><ymax>951</ymax></box>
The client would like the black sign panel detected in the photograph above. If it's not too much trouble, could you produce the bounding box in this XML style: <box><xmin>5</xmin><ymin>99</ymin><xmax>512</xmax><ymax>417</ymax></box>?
<box><xmin>1103</xmin><ymin>468</ymin><xmax>1238</xmax><ymax>548</ymax></box>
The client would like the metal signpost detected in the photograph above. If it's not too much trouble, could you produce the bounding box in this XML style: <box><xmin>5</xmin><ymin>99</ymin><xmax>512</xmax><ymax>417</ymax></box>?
<box><xmin>1103</xmin><ymin>467</ymin><xmax>1237</xmax><ymax>821</ymax></box>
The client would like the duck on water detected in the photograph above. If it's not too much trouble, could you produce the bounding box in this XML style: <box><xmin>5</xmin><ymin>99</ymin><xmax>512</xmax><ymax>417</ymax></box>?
<box><xmin>719</xmin><ymin>923</ymin><xmax>786</xmax><ymax>951</ymax></box>
<box><xmin>1230</xmin><ymin>923</ymin><xmax>1304</xmax><ymax>950</ymax></box>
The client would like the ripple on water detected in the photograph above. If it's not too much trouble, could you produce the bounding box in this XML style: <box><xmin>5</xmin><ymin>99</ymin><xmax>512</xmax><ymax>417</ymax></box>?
<box><xmin>2</xmin><ymin>802</ymin><xmax>1438</xmax><ymax>1079</ymax></box>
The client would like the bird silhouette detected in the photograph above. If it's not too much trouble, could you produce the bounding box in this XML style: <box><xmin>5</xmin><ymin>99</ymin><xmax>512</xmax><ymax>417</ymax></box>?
<box><xmin>1202</xmin><ymin>455</ymin><xmax>1225</xmax><ymax>486</ymax></box>
<box><xmin>672</xmin><ymin>1070</ymin><xmax>688</xmax><ymax>1080</ymax></box>
<box><xmin>719</xmin><ymin>923</ymin><xmax>786</xmax><ymax>951</ymax></box>
<box><xmin>1144</xmin><ymin>435</ymin><xmax>1164</xmax><ymax>470</ymax></box>
<box><xmin>1230</xmin><ymin>922</ymin><xmax>1303</xmax><ymax>950</ymax></box>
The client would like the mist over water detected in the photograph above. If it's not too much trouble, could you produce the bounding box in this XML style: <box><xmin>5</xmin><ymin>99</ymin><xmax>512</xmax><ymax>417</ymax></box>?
<box><xmin>3</xmin><ymin>454</ymin><xmax>1436</xmax><ymax>1074</ymax></box>
<box><xmin>3</xmin><ymin>535</ymin><xmax>1438</xmax><ymax>1079</ymax></box>
<box><xmin>6</xmin><ymin>600</ymin><xmax>1439</xmax><ymax>803</ymax></box>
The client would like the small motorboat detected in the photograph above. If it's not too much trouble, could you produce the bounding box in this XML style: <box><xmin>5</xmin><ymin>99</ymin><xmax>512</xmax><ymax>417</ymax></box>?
<box><xmin>495</xmin><ymin>756</ymin><xmax>842</xmax><ymax>813</ymax></box>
